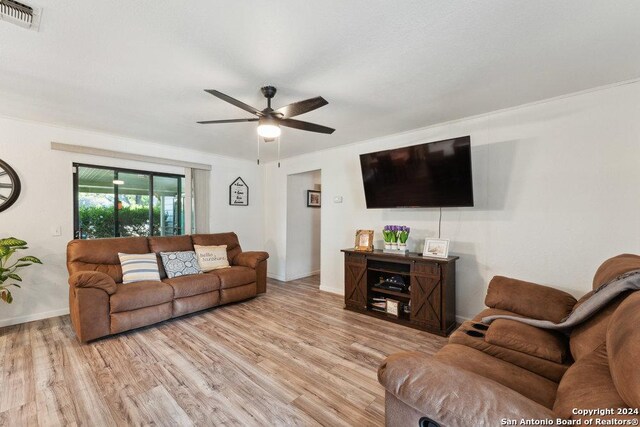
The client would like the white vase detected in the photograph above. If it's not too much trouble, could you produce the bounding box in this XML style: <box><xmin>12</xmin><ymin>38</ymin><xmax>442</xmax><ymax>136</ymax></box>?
<box><xmin>398</xmin><ymin>243</ymin><xmax>407</xmax><ymax>251</ymax></box>
<box><xmin>384</xmin><ymin>242</ymin><xmax>392</xmax><ymax>250</ymax></box>
<box><xmin>391</xmin><ymin>242</ymin><xmax>398</xmax><ymax>250</ymax></box>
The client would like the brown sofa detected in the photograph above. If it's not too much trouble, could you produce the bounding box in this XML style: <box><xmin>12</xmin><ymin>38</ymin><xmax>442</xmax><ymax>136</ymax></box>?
<box><xmin>379</xmin><ymin>254</ymin><xmax>640</xmax><ymax>426</ymax></box>
<box><xmin>66</xmin><ymin>233</ymin><xmax>269</xmax><ymax>343</ymax></box>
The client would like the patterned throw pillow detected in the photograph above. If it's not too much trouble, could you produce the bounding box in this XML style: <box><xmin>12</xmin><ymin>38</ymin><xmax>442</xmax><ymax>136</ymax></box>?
<box><xmin>159</xmin><ymin>251</ymin><xmax>203</xmax><ymax>278</ymax></box>
<box><xmin>118</xmin><ymin>253</ymin><xmax>161</xmax><ymax>284</ymax></box>
<box><xmin>194</xmin><ymin>245</ymin><xmax>230</xmax><ymax>272</ymax></box>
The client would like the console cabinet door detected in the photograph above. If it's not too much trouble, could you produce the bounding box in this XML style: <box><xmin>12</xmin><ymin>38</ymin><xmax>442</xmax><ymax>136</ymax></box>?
<box><xmin>410</xmin><ymin>262</ymin><xmax>442</xmax><ymax>330</ymax></box>
<box><xmin>344</xmin><ymin>253</ymin><xmax>367</xmax><ymax>310</ymax></box>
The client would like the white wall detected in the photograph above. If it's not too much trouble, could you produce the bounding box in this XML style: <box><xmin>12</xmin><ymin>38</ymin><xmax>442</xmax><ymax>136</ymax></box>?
<box><xmin>263</xmin><ymin>81</ymin><xmax>640</xmax><ymax>320</ymax></box>
<box><xmin>284</xmin><ymin>170</ymin><xmax>321</xmax><ymax>281</ymax></box>
<box><xmin>0</xmin><ymin>116</ymin><xmax>263</xmax><ymax>327</ymax></box>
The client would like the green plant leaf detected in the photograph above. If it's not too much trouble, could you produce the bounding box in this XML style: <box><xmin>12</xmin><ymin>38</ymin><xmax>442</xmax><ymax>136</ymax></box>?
<box><xmin>18</xmin><ymin>256</ymin><xmax>42</xmax><ymax>264</ymax></box>
<box><xmin>0</xmin><ymin>238</ymin><xmax>27</xmax><ymax>247</ymax></box>
<box><xmin>0</xmin><ymin>246</ymin><xmax>10</xmax><ymax>257</ymax></box>
<box><xmin>7</xmin><ymin>273</ymin><xmax>22</xmax><ymax>282</ymax></box>
<box><xmin>0</xmin><ymin>289</ymin><xmax>12</xmax><ymax>304</ymax></box>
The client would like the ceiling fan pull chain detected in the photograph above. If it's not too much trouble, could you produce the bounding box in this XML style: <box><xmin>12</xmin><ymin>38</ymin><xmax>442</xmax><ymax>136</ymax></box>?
<box><xmin>257</xmin><ymin>133</ymin><xmax>261</xmax><ymax>165</ymax></box>
<box><xmin>277</xmin><ymin>136</ymin><xmax>281</xmax><ymax>168</ymax></box>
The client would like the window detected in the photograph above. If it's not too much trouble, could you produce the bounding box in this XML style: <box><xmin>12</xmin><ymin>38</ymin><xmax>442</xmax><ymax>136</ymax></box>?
<box><xmin>73</xmin><ymin>164</ymin><xmax>185</xmax><ymax>239</ymax></box>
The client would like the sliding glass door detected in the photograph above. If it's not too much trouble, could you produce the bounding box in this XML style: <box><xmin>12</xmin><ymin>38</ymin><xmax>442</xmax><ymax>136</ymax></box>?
<box><xmin>74</xmin><ymin>164</ymin><xmax>185</xmax><ymax>239</ymax></box>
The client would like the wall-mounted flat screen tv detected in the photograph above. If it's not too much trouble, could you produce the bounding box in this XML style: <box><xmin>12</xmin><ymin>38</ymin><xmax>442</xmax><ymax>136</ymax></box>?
<box><xmin>359</xmin><ymin>136</ymin><xmax>473</xmax><ymax>208</ymax></box>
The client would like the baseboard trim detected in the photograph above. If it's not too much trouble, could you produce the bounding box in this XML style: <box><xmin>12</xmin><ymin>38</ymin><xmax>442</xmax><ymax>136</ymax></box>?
<box><xmin>0</xmin><ymin>308</ymin><xmax>70</xmax><ymax>328</ymax></box>
<box><xmin>267</xmin><ymin>272</ymin><xmax>286</xmax><ymax>281</ymax></box>
<box><xmin>319</xmin><ymin>284</ymin><xmax>344</xmax><ymax>295</ymax></box>
<box><xmin>285</xmin><ymin>270</ymin><xmax>321</xmax><ymax>282</ymax></box>
<box><xmin>455</xmin><ymin>315</ymin><xmax>471</xmax><ymax>325</ymax></box>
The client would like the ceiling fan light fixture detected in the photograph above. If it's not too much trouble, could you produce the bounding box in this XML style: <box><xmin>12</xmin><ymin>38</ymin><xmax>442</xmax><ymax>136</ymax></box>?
<box><xmin>257</xmin><ymin>117</ymin><xmax>281</xmax><ymax>138</ymax></box>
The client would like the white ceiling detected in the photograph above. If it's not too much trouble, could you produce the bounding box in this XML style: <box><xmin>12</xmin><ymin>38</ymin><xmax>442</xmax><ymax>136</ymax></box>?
<box><xmin>1</xmin><ymin>1</ymin><xmax>640</xmax><ymax>161</ymax></box>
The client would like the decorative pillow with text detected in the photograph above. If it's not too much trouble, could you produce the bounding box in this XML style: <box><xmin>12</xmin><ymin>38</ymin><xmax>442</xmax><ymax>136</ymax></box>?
<box><xmin>194</xmin><ymin>244</ymin><xmax>230</xmax><ymax>272</ymax></box>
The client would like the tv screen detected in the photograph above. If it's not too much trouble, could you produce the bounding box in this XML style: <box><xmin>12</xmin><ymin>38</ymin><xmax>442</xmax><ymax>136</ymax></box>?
<box><xmin>359</xmin><ymin>136</ymin><xmax>474</xmax><ymax>208</ymax></box>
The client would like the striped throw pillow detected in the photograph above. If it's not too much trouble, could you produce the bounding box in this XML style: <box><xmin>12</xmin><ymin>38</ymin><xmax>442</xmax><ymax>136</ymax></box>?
<box><xmin>118</xmin><ymin>253</ymin><xmax>161</xmax><ymax>284</ymax></box>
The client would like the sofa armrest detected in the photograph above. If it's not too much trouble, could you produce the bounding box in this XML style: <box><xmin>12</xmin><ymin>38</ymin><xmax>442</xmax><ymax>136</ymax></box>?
<box><xmin>233</xmin><ymin>251</ymin><xmax>269</xmax><ymax>269</ymax></box>
<box><xmin>485</xmin><ymin>276</ymin><xmax>577</xmax><ymax>323</ymax></box>
<box><xmin>68</xmin><ymin>271</ymin><xmax>117</xmax><ymax>295</ymax></box>
<box><xmin>378</xmin><ymin>352</ymin><xmax>558</xmax><ymax>427</ymax></box>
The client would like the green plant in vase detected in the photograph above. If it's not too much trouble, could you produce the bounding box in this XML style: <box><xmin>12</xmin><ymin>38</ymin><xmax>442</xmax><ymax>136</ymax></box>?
<box><xmin>382</xmin><ymin>225</ymin><xmax>395</xmax><ymax>249</ymax></box>
<box><xmin>0</xmin><ymin>237</ymin><xmax>42</xmax><ymax>304</ymax></box>
<box><xmin>398</xmin><ymin>226</ymin><xmax>410</xmax><ymax>251</ymax></box>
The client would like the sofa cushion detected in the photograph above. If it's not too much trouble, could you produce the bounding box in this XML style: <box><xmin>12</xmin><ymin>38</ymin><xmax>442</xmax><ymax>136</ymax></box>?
<box><xmin>379</xmin><ymin>352</ymin><xmax>558</xmax><ymax>427</ymax></box>
<box><xmin>435</xmin><ymin>343</ymin><xmax>558</xmax><ymax>409</ymax></box>
<box><xmin>449</xmin><ymin>322</ymin><xmax>569</xmax><ymax>382</ymax></box>
<box><xmin>220</xmin><ymin>283</ymin><xmax>256</xmax><ymax>304</ymax></box>
<box><xmin>192</xmin><ymin>233</ymin><xmax>242</xmax><ymax>264</ymax></box>
<box><xmin>67</xmin><ymin>236</ymin><xmax>150</xmax><ymax>283</ymax></box>
<box><xmin>159</xmin><ymin>251</ymin><xmax>202</xmax><ymax>278</ymax></box>
<box><xmin>209</xmin><ymin>266</ymin><xmax>255</xmax><ymax>289</ymax></box>
<box><xmin>110</xmin><ymin>302</ymin><xmax>173</xmax><ymax>334</ymax></box>
<box><xmin>163</xmin><ymin>274</ymin><xmax>220</xmax><ymax>299</ymax></box>
<box><xmin>553</xmin><ymin>343</ymin><xmax>627</xmax><ymax>419</ymax></box>
<box><xmin>148</xmin><ymin>236</ymin><xmax>194</xmax><ymax>279</ymax></box>
<box><xmin>569</xmin><ymin>291</ymin><xmax>629</xmax><ymax>361</ymax></box>
<box><xmin>485</xmin><ymin>319</ymin><xmax>568</xmax><ymax>363</ymax></box>
<box><xmin>110</xmin><ymin>281</ymin><xmax>174</xmax><ymax>313</ymax></box>
<box><xmin>172</xmin><ymin>292</ymin><xmax>220</xmax><ymax>317</ymax></box>
<box><xmin>606</xmin><ymin>290</ymin><xmax>640</xmax><ymax>408</ymax></box>
<box><xmin>118</xmin><ymin>253</ymin><xmax>161</xmax><ymax>284</ymax></box>
<box><xmin>592</xmin><ymin>253</ymin><xmax>640</xmax><ymax>290</ymax></box>
<box><xmin>484</xmin><ymin>276</ymin><xmax>577</xmax><ymax>323</ymax></box>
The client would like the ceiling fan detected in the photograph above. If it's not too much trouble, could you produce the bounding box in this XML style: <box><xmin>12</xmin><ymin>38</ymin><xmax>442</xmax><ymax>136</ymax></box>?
<box><xmin>197</xmin><ymin>86</ymin><xmax>335</xmax><ymax>141</ymax></box>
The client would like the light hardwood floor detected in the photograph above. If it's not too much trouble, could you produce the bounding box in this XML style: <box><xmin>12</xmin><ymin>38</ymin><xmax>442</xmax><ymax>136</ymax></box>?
<box><xmin>0</xmin><ymin>275</ymin><xmax>447</xmax><ymax>426</ymax></box>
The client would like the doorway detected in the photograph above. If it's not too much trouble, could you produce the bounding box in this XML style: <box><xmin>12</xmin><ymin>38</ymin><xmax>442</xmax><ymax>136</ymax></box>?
<box><xmin>285</xmin><ymin>170</ymin><xmax>321</xmax><ymax>283</ymax></box>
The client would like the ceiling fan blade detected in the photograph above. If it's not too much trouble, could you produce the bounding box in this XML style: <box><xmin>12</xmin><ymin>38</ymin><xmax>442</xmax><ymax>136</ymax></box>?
<box><xmin>204</xmin><ymin>90</ymin><xmax>263</xmax><ymax>116</ymax></box>
<box><xmin>197</xmin><ymin>118</ymin><xmax>259</xmax><ymax>124</ymax></box>
<box><xmin>275</xmin><ymin>96</ymin><xmax>328</xmax><ymax>118</ymax></box>
<box><xmin>280</xmin><ymin>118</ymin><xmax>335</xmax><ymax>134</ymax></box>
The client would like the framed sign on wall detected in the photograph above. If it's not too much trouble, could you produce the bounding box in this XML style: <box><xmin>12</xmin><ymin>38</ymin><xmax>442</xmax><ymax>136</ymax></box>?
<box><xmin>229</xmin><ymin>177</ymin><xmax>249</xmax><ymax>206</ymax></box>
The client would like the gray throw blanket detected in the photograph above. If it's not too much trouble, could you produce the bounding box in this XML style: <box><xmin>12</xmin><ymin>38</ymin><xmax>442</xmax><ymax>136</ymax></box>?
<box><xmin>482</xmin><ymin>269</ymin><xmax>640</xmax><ymax>330</ymax></box>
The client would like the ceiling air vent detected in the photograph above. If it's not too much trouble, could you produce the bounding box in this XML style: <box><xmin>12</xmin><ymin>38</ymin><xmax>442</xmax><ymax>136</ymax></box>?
<box><xmin>0</xmin><ymin>0</ymin><xmax>41</xmax><ymax>31</ymax></box>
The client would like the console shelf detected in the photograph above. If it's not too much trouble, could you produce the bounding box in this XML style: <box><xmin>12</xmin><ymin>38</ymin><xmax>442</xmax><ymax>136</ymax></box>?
<box><xmin>370</xmin><ymin>286</ymin><xmax>411</xmax><ymax>300</ymax></box>
<box><xmin>341</xmin><ymin>248</ymin><xmax>458</xmax><ymax>336</ymax></box>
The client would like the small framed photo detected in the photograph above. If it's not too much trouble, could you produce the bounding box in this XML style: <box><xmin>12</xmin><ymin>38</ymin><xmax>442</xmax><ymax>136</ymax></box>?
<box><xmin>386</xmin><ymin>299</ymin><xmax>399</xmax><ymax>317</ymax></box>
<box><xmin>307</xmin><ymin>190</ymin><xmax>321</xmax><ymax>208</ymax></box>
<box><xmin>423</xmin><ymin>238</ymin><xmax>450</xmax><ymax>259</ymax></box>
<box><xmin>354</xmin><ymin>229</ymin><xmax>374</xmax><ymax>252</ymax></box>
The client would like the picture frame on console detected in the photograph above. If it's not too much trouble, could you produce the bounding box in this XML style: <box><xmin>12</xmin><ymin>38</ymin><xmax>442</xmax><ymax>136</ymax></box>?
<box><xmin>354</xmin><ymin>229</ymin><xmax>374</xmax><ymax>252</ymax></box>
<box><xmin>423</xmin><ymin>238</ymin><xmax>450</xmax><ymax>258</ymax></box>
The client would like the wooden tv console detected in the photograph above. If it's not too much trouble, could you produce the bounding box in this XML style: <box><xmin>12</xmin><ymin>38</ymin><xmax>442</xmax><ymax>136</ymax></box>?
<box><xmin>341</xmin><ymin>249</ymin><xmax>458</xmax><ymax>336</ymax></box>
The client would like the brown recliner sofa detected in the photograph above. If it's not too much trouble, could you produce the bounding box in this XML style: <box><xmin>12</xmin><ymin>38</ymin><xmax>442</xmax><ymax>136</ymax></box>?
<box><xmin>67</xmin><ymin>233</ymin><xmax>268</xmax><ymax>343</ymax></box>
<box><xmin>379</xmin><ymin>254</ymin><xmax>640</xmax><ymax>426</ymax></box>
